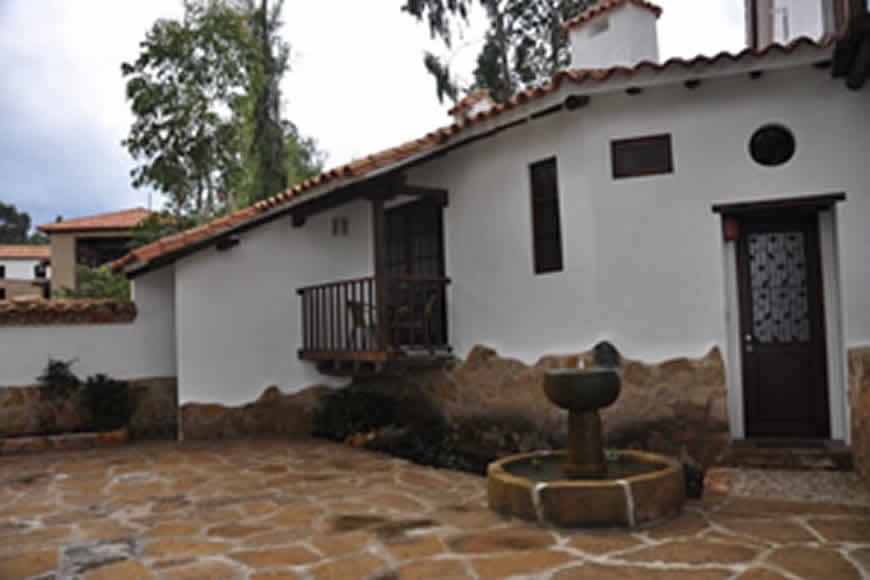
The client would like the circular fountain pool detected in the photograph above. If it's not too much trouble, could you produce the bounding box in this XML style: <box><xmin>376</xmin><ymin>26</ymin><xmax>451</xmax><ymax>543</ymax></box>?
<box><xmin>488</xmin><ymin>449</ymin><xmax>684</xmax><ymax>528</ymax></box>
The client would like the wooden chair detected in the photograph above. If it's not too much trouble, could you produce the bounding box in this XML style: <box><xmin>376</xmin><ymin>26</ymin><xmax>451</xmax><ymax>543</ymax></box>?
<box><xmin>391</xmin><ymin>291</ymin><xmax>441</xmax><ymax>350</ymax></box>
<box><xmin>346</xmin><ymin>300</ymin><xmax>377</xmax><ymax>351</ymax></box>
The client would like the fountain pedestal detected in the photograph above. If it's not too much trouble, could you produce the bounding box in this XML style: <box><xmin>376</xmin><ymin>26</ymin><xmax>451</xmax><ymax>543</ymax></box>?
<box><xmin>565</xmin><ymin>411</ymin><xmax>605</xmax><ymax>476</ymax></box>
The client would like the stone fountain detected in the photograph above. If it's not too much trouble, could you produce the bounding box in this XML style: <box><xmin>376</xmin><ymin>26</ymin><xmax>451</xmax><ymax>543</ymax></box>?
<box><xmin>487</xmin><ymin>343</ymin><xmax>685</xmax><ymax>528</ymax></box>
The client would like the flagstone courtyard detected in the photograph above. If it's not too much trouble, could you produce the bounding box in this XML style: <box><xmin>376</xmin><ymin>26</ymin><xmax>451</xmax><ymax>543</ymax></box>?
<box><xmin>1</xmin><ymin>441</ymin><xmax>868</xmax><ymax>579</ymax></box>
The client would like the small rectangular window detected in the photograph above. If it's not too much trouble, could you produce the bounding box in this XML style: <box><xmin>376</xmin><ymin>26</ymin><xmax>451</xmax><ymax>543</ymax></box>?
<box><xmin>529</xmin><ymin>157</ymin><xmax>564</xmax><ymax>274</ymax></box>
<box><xmin>34</xmin><ymin>264</ymin><xmax>46</xmax><ymax>279</ymax></box>
<box><xmin>0</xmin><ymin>287</ymin><xmax>5</xmax><ymax>300</ymax></box>
<box><xmin>0</xmin><ymin>265</ymin><xmax>5</xmax><ymax>279</ymax></box>
<box><xmin>611</xmin><ymin>134</ymin><xmax>674</xmax><ymax>179</ymax></box>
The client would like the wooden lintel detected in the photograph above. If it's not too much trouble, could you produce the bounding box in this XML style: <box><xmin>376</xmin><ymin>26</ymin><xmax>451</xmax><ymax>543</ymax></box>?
<box><xmin>399</xmin><ymin>185</ymin><xmax>448</xmax><ymax>206</ymax></box>
<box><xmin>299</xmin><ymin>350</ymin><xmax>390</xmax><ymax>363</ymax></box>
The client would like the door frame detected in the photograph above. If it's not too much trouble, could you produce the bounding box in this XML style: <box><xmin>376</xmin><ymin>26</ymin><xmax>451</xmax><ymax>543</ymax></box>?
<box><xmin>715</xmin><ymin>194</ymin><xmax>850</xmax><ymax>442</ymax></box>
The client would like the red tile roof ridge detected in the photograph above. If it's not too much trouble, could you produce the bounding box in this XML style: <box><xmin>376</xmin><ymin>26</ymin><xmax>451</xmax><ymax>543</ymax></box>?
<box><xmin>112</xmin><ymin>35</ymin><xmax>834</xmax><ymax>275</ymax></box>
<box><xmin>38</xmin><ymin>207</ymin><xmax>152</xmax><ymax>233</ymax></box>
<box><xmin>0</xmin><ymin>245</ymin><xmax>51</xmax><ymax>259</ymax></box>
<box><xmin>562</xmin><ymin>0</ymin><xmax>663</xmax><ymax>33</ymax></box>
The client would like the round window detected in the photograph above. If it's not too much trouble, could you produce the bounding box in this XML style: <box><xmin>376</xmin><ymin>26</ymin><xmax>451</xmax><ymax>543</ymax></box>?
<box><xmin>749</xmin><ymin>124</ymin><xmax>796</xmax><ymax>167</ymax></box>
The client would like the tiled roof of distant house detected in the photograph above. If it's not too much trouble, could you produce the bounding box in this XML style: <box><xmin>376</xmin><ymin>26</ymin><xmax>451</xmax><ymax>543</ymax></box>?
<box><xmin>38</xmin><ymin>208</ymin><xmax>152</xmax><ymax>233</ymax></box>
<box><xmin>0</xmin><ymin>245</ymin><xmax>51</xmax><ymax>260</ymax></box>
<box><xmin>112</xmin><ymin>36</ymin><xmax>836</xmax><ymax>276</ymax></box>
<box><xmin>562</xmin><ymin>0</ymin><xmax>663</xmax><ymax>32</ymax></box>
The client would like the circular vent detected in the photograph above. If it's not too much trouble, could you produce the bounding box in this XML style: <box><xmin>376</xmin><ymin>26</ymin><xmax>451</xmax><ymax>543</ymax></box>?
<box><xmin>749</xmin><ymin>124</ymin><xmax>796</xmax><ymax>167</ymax></box>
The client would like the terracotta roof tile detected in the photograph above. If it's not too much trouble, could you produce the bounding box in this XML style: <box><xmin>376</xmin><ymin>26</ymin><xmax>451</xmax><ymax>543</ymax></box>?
<box><xmin>38</xmin><ymin>208</ymin><xmax>152</xmax><ymax>233</ymax></box>
<box><xmin>562</xmin><ymin>0</ymin><xmax>663</xmax><ymax>32</ymax></box>
<box><xmin>112</xmin><ymin>36</ymin><xmax>834</xmax><ymax>275</ymax></box>
<box><xmin>0</xmin><ymin>245</ymin><xmax>51</xmax><ymax>260</ymax></box>
<box><xmin>0</xmin><ymin>299</ymin><xmax>137</xmax><ymax>326</ymax></box>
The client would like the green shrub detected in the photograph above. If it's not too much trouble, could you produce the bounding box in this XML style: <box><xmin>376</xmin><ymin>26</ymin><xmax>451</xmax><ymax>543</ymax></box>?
<box><xmin>311</xmin><ymin>388</ymin><xmax>398</xmax><ymax>441</ymax></box>
<box><xmin>54</xmin><ymin>265</ymin><xmax>131</xmax><ymax>300</ymax></box>
<box><xmin>81</xmin><ymin>374</ymin><xmax>132</xmax><ymax>432</ymax></box>
<box><xmin>36</xmin><ymin>359</ymin><xmax>80</xmax><ymax>404</ymax></box>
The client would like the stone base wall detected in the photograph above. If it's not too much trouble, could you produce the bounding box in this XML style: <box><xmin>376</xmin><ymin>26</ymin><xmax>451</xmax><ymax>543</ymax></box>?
<box><xmin>0</xmin><ymin>376</ymin><xmax>178</xmax><ymax>440</ymax></box>
<box><xmin>849</xmin><ymin>347</ymin><xmax>870</xmax><ymax>487</ymax></box>
<box><xmin>181</xmin><ymin>385</ymin><xmax>329</xmax><ymax>440</ymax></box>
<box><xmin>361</xmin><ymin>344</ymin><xmax>730</xmax><ymax>467</ymax></box>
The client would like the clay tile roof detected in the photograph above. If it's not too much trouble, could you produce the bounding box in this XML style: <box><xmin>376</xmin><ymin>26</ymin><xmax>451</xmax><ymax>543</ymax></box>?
<box><xmin>0</xmin><ymin>245</ymin><xmax>51</xmax><ymax>260</ymax></box>
<box><xmin>38</xmin><ymin>208</ymin><xmax>152</xmax><ymax>233</ymax></box>
<box><xmin>0</xmin><ymin>299</ymin><xmax>137</xmax><ymax>325</ymax></box>
<box><xmin>112</xmin><ymin>35</ymin><xmax>834</xmax><ymax>275</ymax></box>
<box><xmin>562</xmin><ymin>0</ymin><xmax>663</xmax><ymax>32</ymax></box>
<box><xmin>448</xmin><ymin>89</ymin><xmax>496</xmax><ymax>116</ymax></box>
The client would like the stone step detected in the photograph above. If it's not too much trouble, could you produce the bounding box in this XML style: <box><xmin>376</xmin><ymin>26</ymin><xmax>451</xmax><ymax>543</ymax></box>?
<box><xmin>728</xmin><ymin>440</ymin><xmax>853</xmax><ymax>471</ymax></box>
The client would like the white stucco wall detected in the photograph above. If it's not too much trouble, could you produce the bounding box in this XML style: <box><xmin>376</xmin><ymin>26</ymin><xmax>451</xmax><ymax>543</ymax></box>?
<box><xmin>403</xmin><ymin>64</ymin><xmax>869</xmax><ymax>367</ymax></box>
<box><xmin>172</xmin><ymin>200</ymin><xmax>372</xmax><ymax>405</ymax></box>
<box><xmin>570</xmin><ymin>3</ymin><xmax>659</xmax><ymax>69</ymax></box>
<box><xmin>0</xmin><ymin>258</ymin><xmax>42</xmax><ymax>280</ymax></box>
<box><xmin>0</xmin><ymin>268</ymin><xmax>176</xmax><ymax>385</ymax></box>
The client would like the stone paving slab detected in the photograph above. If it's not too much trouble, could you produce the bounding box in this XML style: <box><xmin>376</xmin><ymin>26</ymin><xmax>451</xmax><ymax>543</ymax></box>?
<box><xmin>0</xmin><ymin>441</ymin><xmax>868</xmax><ymax>579</ymax></box>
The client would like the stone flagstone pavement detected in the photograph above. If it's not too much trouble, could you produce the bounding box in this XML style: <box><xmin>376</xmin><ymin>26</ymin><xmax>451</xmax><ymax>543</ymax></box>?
<box><xmin>0</xmin><ymin>440</ymin><xmax>868</xmax><ymax>579</ymax></box>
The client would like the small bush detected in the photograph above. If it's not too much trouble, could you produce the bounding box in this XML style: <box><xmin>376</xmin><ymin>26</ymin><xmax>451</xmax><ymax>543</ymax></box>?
<box><xmin>81</xmin><ymin>374</ymin><xmax>131</xmax><ymax>432</ymax></box>
<box><xmin>54</xmin><ymin>265</ymin><xmax>130</xmax><ymax>300</ymax></box>
<box><xmin>311</xmin><ymin>388</ymin><xmax>398</xmax><ymax>441</ymax></box>
<box><xmin>37</xmin><ymin>359</ymin><xmax>80</xmax><ymax>404</ymax></box>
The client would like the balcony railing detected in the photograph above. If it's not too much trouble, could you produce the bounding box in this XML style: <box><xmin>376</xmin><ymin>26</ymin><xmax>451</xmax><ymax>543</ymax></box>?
<box><xmin>297</xmin><ymin>274</ymin><xmax>450</xmax><ymax>361</ymax></box>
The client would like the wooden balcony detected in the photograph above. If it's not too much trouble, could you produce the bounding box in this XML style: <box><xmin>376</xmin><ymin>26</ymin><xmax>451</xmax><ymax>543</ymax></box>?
<box><xmin>297</xmin><ymin>274</ymin><xmax>452</xmax><ymax>375</ymax></box>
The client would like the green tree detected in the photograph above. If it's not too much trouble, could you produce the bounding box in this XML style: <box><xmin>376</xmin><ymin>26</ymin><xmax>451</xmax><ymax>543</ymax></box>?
<box><xmin>127</xmin><ymin>212</ymin><xmax>198</xmax><ymax>249</ymax></box>
<box><xmin>54</xmin><ymin>266</ymin><xmax>131</xmax><ymax>301</ymax></box>
<box><xmin>123</xmin><ymin>0</ymin><xmax>324</xmax><ymax>220</ymax></box>
<box><xmin>0</xmin><ymin>202</ymin><xmax>31</xmax><ymax>243</ymax></box>
<box><xmin>405</xmin><ymin>0</ymin><xmax>593</xmax><ymax>104</ymax></box>
<box><xmin>122</xmin><ymin>0</ymin><xmax>253</xmax><ymax>220</ymax></box>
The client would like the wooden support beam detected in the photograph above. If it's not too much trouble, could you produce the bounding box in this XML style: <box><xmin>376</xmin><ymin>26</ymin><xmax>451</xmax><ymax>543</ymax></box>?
<box><xmin>399</xmin><ymin>184</ymin><xmax>448</xmax><ymax>206</ymax></box>
<box><xmin>564</xmin><ymin>95</ymin><xmax>591</xmax><ymax>110</ymax></box>
<box><xmin>625</xmin><ymin>87</ymin><xmax>643</xmax><ymax>95</ymax></box>
<box><xmin>371</xmin><ymin>197</ymin><xmax>388</xmax><ymax>352</ymax></box>
<box><xmin>847</xmin><ymin>35</ymin><xmax>870</xmax><ymax>90</ymax></box>
<box><xmin>684</xmin><ymin>79</ymin><xmax>702</xmax><ymax>90</ymax></box>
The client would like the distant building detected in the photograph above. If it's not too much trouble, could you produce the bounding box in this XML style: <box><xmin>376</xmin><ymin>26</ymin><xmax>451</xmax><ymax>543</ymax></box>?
<box><xmin>38</xmin><ymin>208</ymin><xmax>151</xmax><ymax>291</ymax></box>
<box><xmin>0</xmin><ymin>245</ymin><xmax>51</xmax><ymax>300</ymax></box>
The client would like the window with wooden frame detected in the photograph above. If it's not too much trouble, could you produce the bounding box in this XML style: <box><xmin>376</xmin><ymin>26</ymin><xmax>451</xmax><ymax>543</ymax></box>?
<box><xmin>610</xmin><ymin>134</ymin><xmax>674</xmax><ymax>179</ymax></box>
<box><xmin>0</xmin><ymin>265</ymin><xmax>5</xmax><ymax>279</ymax></box>
<box><xmin>529</xmin><ymin>157</ymin><xmax>564</xmax><ymax>274</ymax></box>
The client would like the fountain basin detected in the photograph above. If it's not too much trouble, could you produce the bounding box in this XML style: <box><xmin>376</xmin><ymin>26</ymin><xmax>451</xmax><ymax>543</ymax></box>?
<box><xmin>542</xmin><ymin>368</ymin><xmax>621</xmax><ymax>413</ymax></box>
<box><xmin>488</xmin><ymin>449</ymin><xmax>685</xmax><ymax>528</ymax></box>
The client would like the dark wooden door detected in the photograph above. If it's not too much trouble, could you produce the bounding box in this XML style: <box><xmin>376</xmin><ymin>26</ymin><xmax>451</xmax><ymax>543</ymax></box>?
<box><xmin>737</xmin><ymin>211</ymin><xmax>830</xmax><ymax>438</ymax></box>
<box><xmin>385</xmin><ymin>200</ymin><xmax>446</xmax><ymax>346</ymax></box>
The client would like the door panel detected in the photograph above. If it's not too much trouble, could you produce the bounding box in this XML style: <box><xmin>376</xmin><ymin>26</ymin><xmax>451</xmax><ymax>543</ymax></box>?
<box><xmin>737</xmin><ymin>212</ymin><xmax>830</xmax><ymax>438</ymax></box>
<box><xmin>385</xmin><ymin>200</ymin><xmax>447</xmax><ymax>347</ymax></box>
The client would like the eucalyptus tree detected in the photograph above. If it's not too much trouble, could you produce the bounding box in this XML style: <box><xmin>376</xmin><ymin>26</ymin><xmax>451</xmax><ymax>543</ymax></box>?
<box><xmin>404</xmin><ymin>0</ymin><xmax>593</xmax><ymax>104</ymax></box>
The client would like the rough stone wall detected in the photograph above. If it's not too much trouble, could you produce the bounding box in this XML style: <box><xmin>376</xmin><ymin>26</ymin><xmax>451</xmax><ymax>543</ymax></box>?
<box><xmin>180</xmin><ymin>385</ymin><xmax>329</xmax><ymax>440</ymax></box>
<box><xmin>373</xmin><ymin>345</ymin><xmax>730</xmax><ymax>467</ymax></box>
<box><xmin>0</xmin><ymin>377</ymin><xmax>177</xmax><ymax>440</ymax></box>
<box><xmin>849</xmin><ymin>347</ymin><xmax>870</xmax><ymax>487</ymax></box>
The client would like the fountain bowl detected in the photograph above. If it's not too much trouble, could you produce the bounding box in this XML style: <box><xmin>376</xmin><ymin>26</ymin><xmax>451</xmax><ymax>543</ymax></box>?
<box><xmin>487</xmin><ymin>449</ymin><xmax>685</xmax><ymax>528</ymax></box>
<box><xmin>543</xmin><ymin>368</ymin><xmax>621</xmax><ymax>413</ymax></box>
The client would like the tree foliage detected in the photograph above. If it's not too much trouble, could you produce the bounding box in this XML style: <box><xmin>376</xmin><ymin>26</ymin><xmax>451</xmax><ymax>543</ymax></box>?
<box><xmin>0</xmin><ymin>201</ymin><xmax>51</xmax><ymax>244</ymax></box>
<box><xmin>0</xmin><ymin>202</ymin><xmax>31</xmax><ymax>243</ymax></box>
<box><xmin>54</xmin><ymin>266</ymin><xmax>131</xmax><ymax>301</ymax></box>
<box><xmin>404</xmin><ymin>0</ymin><xmax>594</xmax><ymax>104</ymax></box>
<box><xmin>123</xmin><ymin>0</ymin><xmax>323</xmax><ymax>221</ymax></box>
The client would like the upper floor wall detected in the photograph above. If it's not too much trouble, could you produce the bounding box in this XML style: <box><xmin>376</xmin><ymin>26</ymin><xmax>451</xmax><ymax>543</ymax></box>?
<box><xmin>405</xmin><ymin>63</ymin><xmax>869</xmax><ymax>364</ymax></box>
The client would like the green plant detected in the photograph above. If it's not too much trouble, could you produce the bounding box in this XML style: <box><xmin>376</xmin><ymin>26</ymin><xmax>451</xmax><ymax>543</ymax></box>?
<box><xmin>54</xmin><ymin>265</ymin><xmax>131</xmax><ymax>300</ymax></box>
<box><xmin>311</xmin><ymin>388</ymin><xmax>398</xmax><ymax>441</ymax></box>
<box><xmin>81</xmin><ymin>374</ymin><xmax>132</xmax><ymax>432</ymax></box>
<box><xmin>36</xmin><ymin>359</ymin><xmax>80</xmax><ymax>404</ymax></box>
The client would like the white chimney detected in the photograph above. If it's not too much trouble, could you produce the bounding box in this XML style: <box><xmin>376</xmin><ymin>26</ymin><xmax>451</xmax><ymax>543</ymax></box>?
<box><xmin>565</xmin><ymin>0</ymin><xmax>662</xmax><ymax>70</ymax></box>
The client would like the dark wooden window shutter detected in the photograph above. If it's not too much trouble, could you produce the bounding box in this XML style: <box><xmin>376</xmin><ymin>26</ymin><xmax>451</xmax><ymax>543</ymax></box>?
<box><xmin>529</xmin><ymin>157</ymin><xmax>564</xmax><ymax>274</ymax></box>
<box><xmin>611</xmin><ymin>134</ymin><xmax>674</xmax><ymax>178</ymax></box>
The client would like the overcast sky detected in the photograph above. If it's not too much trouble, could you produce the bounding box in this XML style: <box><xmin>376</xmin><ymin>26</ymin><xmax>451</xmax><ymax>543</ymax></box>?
<box><xmin>0</xmin><ymin>0</ymin><xmax>744</xmax><ymax>228</ymax></box>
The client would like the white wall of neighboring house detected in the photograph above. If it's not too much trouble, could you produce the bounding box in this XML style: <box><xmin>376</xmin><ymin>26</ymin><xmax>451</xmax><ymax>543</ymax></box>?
<box><xmin>0</xmin><ymin>258</ymin><xmax>43</xmax><ymax>280</ymax></box>
<box><xmin>0</xmin><ymin>268</ymin><xmax>176</xmax><ymax>385</ymax></box>
<box><xmin>172</xmin><ymin>199</ymin><xmax>372</xmax><ymax>405</ymax></box>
